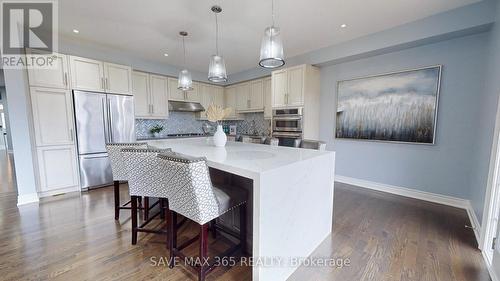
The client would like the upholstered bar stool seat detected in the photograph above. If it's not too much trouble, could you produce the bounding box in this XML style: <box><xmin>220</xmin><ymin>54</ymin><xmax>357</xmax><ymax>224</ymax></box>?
<box><xmin>121</xmin><ymin>147</ymin><xmax>173</xmax><ymax>245</ymax></box>
<box><xmin>213</xmin><ymin>184</ymin><xmax>247</xmax><ymax>215</ymax></box>
<box><xmin>106</xmin><ymin>142</ymin><xmax>148</xmax><ymax>220</ymax></box>
<box><xmin>156</xmin><ymin>151</ymin><xmax>248</xmax><ymax>281</ymax></box>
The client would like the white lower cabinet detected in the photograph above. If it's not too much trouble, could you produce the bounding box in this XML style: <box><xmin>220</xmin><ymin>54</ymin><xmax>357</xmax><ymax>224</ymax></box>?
<box><xmin>36</xmin><ymin>145</ymin><xmax>79</xmax><ymax>194</ymax></box>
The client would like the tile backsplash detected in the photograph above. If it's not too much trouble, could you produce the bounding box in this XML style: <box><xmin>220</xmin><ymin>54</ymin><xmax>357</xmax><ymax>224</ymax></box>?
<box><xmin>136</xmin><ymin>111</ymin><xmax>271</xmax><ymax>139</ymax></box>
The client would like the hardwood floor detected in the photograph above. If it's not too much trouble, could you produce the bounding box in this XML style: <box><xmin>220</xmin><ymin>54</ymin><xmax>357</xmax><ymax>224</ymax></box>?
<box><xmin>0</xmin><ymin>161</ymin><xmax>491</xmax><ymax>281</ymax></box>
<box><xmin>0</xmin><ymin>151</ymin><xmax>16</xmax><ymax>195</ymax></box>
<box><xmin>290</xmin><ymin>183</ymin><xmax>491</xmax><ymax>281</ymax></box>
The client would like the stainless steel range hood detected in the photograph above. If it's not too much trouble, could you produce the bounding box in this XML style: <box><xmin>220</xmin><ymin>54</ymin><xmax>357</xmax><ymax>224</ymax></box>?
<box><xmin>168</xmin><ymin>101</ymin><xmax>205</xmax><ymax>112</ymax></box>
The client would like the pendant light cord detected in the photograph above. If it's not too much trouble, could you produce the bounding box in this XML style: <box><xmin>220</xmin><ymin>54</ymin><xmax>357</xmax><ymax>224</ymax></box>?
<box><xmin>215</xmin><ymin>13</ymin><xmax>219</xmax><ymax>55</ymax></box>
<box><xmin>182</xmin><ymin>36</ymin><xmax>186</xmax><ymax>67</ymax></box>
<box><xmin>271</xmin><ymin>0</ymin><xmax>275</xmax><ymax>27</ymax></box>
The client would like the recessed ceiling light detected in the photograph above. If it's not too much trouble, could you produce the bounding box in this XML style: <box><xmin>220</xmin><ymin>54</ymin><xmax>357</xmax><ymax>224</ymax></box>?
<box><xmin>340</xmin><ymin>24</ymin><xmax>347</xmax><ymax>28</ymax></box>
<box><xmin>163</xmin><ymin>53</ymin><xmax>169</xmax><ymax>57</ymax></box>
<box><xmin>73</xmin><ymin>29</ymin><xmax>79</xmax><ymax>34</ymax></box>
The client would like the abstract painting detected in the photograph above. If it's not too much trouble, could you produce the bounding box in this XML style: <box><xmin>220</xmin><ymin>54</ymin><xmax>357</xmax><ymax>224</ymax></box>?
<box><xmin>336</xmin><ymin>66</ymin><xmax>441</xmax><ymax>144</ymax></box>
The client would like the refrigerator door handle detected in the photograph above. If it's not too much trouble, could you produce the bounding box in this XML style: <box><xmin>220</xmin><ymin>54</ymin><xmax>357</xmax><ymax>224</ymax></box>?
<box><xmin>101</xmin><ymin>96</ymin><xmax>110</xmax><ymax>143</ymax></box>
<box><xmin>107</xmin><ymin>97</ymin><xmax>113</xmax><ymax>143</ymax></box>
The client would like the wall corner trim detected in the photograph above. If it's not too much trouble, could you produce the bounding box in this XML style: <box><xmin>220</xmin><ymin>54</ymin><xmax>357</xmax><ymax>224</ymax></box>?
<box><xmin>17</xmin><ymin>193</ymin><xmax>39</xmax><ymax>206</ymax></box>
<box><xmin>335</xmin><ymin>175</ymin><xmax>481</xmax><ymax>243</ymax></box>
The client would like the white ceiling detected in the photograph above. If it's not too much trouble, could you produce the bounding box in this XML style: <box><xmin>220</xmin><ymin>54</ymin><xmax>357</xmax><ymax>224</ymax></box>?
<box><xmin>59</xmin><ymin>0</ymin><xmax>481</xmax><ymax>75</ymax></box>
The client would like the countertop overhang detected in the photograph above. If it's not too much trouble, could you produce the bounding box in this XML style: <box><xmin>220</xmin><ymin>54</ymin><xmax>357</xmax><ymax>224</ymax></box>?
<box><xmin>147</xmin><ymin>137</ymin><xmax>334</xmax><ymax>179</ymax></box>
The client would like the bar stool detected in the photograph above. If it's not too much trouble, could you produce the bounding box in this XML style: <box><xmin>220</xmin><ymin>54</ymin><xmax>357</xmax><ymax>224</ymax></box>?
<box><xmin>121</xmin><ymin>147</ymin><xmax>172</xmax><ymax>245</ymax></box>
<box><xmin>263</xmin><ymin>137</ymin><xmax>279</xmax><ymax>146</ymax></box>
<box><xmin>156</xmin><ymin>152</ymin><xmax>248</xmax><ymax>281</ymax></box>
<box><xmin>106</xmin><ymin>142</ymin><xmax>149</xmax><ymax>220</ymax></box>
<box><xmin>293</xmin><ymin>139</ymin><xmax>327</xmax><ymax>151</ymax></box>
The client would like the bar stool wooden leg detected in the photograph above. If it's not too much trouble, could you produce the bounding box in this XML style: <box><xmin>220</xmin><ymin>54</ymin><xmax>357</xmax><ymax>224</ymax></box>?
<box><xmin>113</xmin><ymin>181</ymin><xmax>120</xmax><ymax>220</ymax></box>
<box><xmin>199</xmin><ymin>224</ymin><xmax>209</xmax><ymax>281</ymax></box>
<box><xmin>210</xmin><ymin>220</ymin><xmax>217</xmax><ymax>239</ymax></box>
<box><xmin>168</xmin><ymin>209</ymin><xmax>177</xmax><ymax>269</ymax></box>
<box><xmin>159</xmin><ymin>199</ymin><xmax>165</xmax><ymax>220</ymax></box>
<box><xmin>131</xmin><ymin>196</ymin><xmax>138</xmax><ymax>245</ymax></box>
<box><xmin>240</xmin><ymin>203</ymin><xmax>247</xmax><ymax>255</ymax></box>
<box><xmin>143</xmin><ymin>197</ymin><xmax>149</xmax><ymax>221</ymax></box>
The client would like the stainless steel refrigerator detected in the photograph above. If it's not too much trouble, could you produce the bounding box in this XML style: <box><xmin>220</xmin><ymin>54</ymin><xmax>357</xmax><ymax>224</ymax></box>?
<box><xmin>73</xmin><ymin>90</ymin><xmax>136</xmax><ymax>189</ymax></box>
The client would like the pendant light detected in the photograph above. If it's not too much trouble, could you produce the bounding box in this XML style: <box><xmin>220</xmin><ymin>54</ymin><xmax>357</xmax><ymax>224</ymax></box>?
<box><xmin>178</xmin><ymin>31</ymin><xmax>193</xmax><ymax>91</ymax></box>
<box><xmin>259</xmin><ymin>0</ymin><xmax>285</xmax><ymax>68</ymax></box>
<box><xmin>208</xmin><ymin>5</ymin><xmax>227</xmax><ymax>83</ymax></box>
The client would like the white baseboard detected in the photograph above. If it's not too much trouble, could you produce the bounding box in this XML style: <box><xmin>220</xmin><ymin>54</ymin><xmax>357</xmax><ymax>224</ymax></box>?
<box><xmin>17</xmin><ymin>193</ymin><xmax>39</xmax><ymax>206</ymax></box>
<box><xmin>335</xmin><ymin>175</ymin><xmax>481</xmax><ymax>242</ymax></box>
<box><xmin>38</xmin><ymin>186</ymin><xmax>80</xmax><ymax>198</ymax></box>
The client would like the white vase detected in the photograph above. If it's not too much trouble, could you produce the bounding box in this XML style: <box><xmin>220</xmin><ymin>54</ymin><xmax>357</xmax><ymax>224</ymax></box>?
<box><xmin>213</xmin><ymin>125</ymin><xmax>227</xmax><ymax>147</ymax></box>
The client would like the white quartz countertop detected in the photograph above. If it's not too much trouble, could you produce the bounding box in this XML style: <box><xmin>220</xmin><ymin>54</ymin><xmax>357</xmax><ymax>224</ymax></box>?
<box><xmin>147</xmin><ymin>137</ymin><xmax>334</xmax><ymax>179</ymax></box>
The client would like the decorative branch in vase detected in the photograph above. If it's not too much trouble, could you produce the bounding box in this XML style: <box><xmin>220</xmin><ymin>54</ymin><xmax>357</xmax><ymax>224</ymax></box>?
<box><xmin>206</xmin><ymin>104</ymin><xmax>232</xmax><ymax>147</ymax></box>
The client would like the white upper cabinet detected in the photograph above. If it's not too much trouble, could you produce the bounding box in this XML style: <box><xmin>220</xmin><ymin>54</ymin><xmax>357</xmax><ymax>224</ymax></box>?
<box><xmin>167</xmin><ymin>78</ymin><xmax>186</xmax><ymax>101</ymax></box>
<box><xmin>272</xmin><ymin>69</ymin><xmax>288</xmax><ymax>108</ymax></box>
<box><xmin>168</xmin><ymin>78</ymin><xmax>200</xmax><ymax>102</ymax></box>
<box><xmin>224</xmin><ymin>86</ymin><xmax>240</xmax><ymax>120</ymax></box>
<box><xmin>263</xmin><ymin>78</ymin><xmax>272</xmax><ymax>119</ymax></box>
<box><xmin>228</xmin><ymin>78</ymin><xmax>267</xmax><ymax>113</ymax></box>
<box><xmin>236</xmin><ymin>82</ymin><xmax>250</xmax><ymax>111</ymax></box>
<box><xmin>149</xmin><ymin>74</ymin><xmax>169</xmax><ymax>118</ymax></box>
<box><xmin>186</xmin><ymin>82</ymin><xmax>200</xmax><ymax>103</ymax></box>
<box><xmin>103</xmin><ymin>63</ymin><xmax>132</xmax><ymax>94</ymax></box>
<box><xmin>70</xmin><ymin>56</ymin><xmax>105</xmax><ymax>92</ymax></box>
<box><xmin>132</xmin><ymin>71</ymin><xmax>151</xmax><ymax>118</ymax></box>
<box><xmin>27</xmin><ymin>51</ymin><xmax>69</xmax><ymax>89</ymax></box>
<box><xmin>249</xmin><ymin>79</ymin><xmax>264</xmax><ymax>110</ymax></box>
<box><xmin>271</xmin><ymin>64</ymin><xmax>313</xmax><ymax>108</ymax></box>
<box><xmin>197</xmin><ymin>84</ymin><xmax>209</xmax><ymax>120</ymax></box>
<box><xmin>197</xmin><ymin>84</ymin><xmax>225</xmax><ymax>120</ymax></box>
<box><xmin>30</xmin><ymin>87</ymin><xmax>75</xmax><ymax>146</ymax></box>
<box><xmin>214</xmin><ymin>86</ymin><xmax>224</xmax><ymax>107</ymax></box>
<box><xmin>70</xmin><ymin>56</ymin><xmax>132</xmax><ymax>94</ymax></box>
<box><xmin>287</xmin><ymin>65</ymin><xmax>305</xmax><ymax>106</ymax></box>
<box><xmin>132</xmin><ymin>71</ymin><xmax>169</xmax><ymax>119</ymax></box>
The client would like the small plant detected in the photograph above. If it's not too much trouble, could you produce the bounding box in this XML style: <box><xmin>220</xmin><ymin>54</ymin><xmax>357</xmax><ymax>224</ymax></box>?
<box><xmin>149</xmin><ymin>124</ymin><xmax>164</xmax><ymax>135</ymax></box>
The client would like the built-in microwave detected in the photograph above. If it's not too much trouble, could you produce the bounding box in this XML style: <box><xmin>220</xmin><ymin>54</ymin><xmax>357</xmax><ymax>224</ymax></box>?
<box><xmin>272</xmin><ymin>108</ymin><xmax>303</xmax><ymax>132</ymax></box>
<box><xmin>272</xmin><ymin>108</ymin><xmax>303</xmax><ymax>147</ymax></box>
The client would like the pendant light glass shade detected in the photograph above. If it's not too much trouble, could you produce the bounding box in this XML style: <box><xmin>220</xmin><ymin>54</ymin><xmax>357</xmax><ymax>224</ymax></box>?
<box><xmin>208</xmin><ymin>55</ymin><xmax>227</xmax><ymax>82</ymax></box>
<box><xmin>259</xmin><ymin>0</ymin><xmax>284</xmax><ymax>68</ymax></box>
<box><xmin>177</xmin><ymin>69</ymin><xmax>193</xmax><ymax>91</ymax></box>
<box><xmin>177</xmin><ymin>31</ymin><xmax>193</xmax><ymax>91</ymax></box>
<box><xmin>259</xmin><ymin>26</ymin><xmax>284</xmax><ymax>68</ymax></box>
<box><xmin>208</xmin><ymin>6</ymin><xmax>227</xmax><ymax>83</ymax></box>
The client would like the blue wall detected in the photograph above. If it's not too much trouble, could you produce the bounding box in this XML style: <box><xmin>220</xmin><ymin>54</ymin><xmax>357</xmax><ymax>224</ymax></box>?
<box><xmin>470</xmin><ymin>2</ymin><xmax>500</xmax><ymax>223</ymax></box>
<box><xmin>319</xmin><ymin>32</ymin><xmax>489</xmax><ymax>200</ymax></box>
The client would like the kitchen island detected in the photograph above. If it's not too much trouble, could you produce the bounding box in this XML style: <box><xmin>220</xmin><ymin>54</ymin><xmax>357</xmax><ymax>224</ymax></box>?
<box><xmin>148</xmin><ymin>138</ymin><xmax>335</xmax><ymax>281</ymax></box>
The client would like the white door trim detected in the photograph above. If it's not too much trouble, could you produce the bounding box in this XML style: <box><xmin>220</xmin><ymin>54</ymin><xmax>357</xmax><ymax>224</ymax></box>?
<box><xmin>480</xmin><ymin>91</ymin><xmax>500</xmax><ymax>263</ymax></box>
